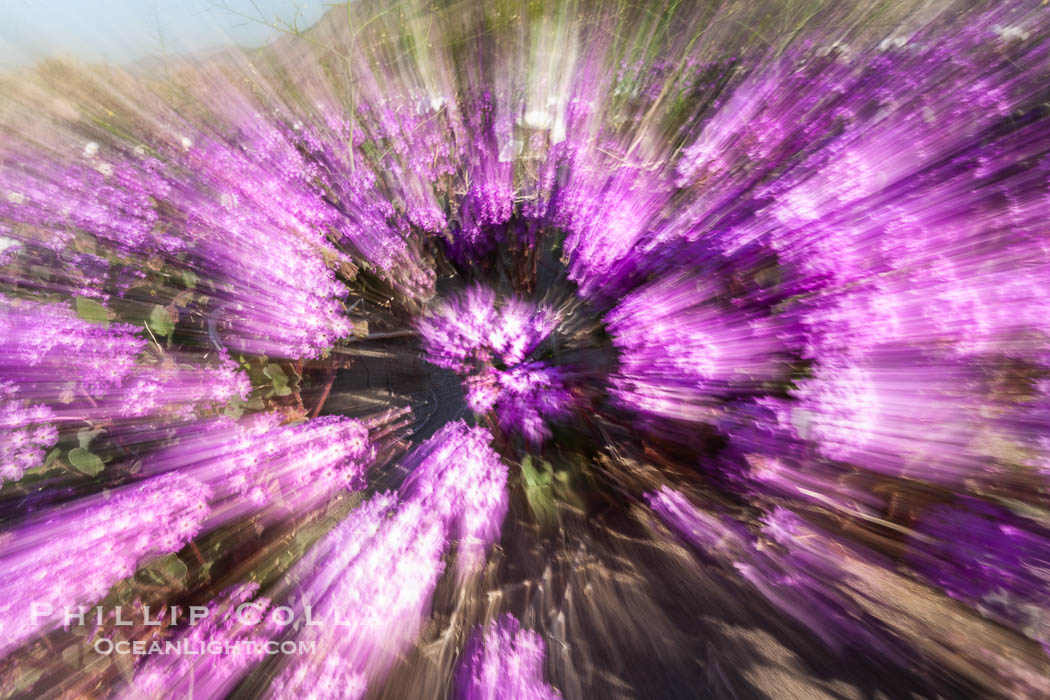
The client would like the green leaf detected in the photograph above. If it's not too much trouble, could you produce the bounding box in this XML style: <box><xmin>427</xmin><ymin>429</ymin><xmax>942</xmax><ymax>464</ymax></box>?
<box><xmin>525</xmin><ymin>485</ymin><xmax>556</xmax><ymax>526</ymax></box>
<box><xmin>25</xmin><ymin>447</ymin><xmax>61</xmax><ymax>477</ymax></box>
<box><xmin>147</xmin><ymin>554</ymin><xmax>189</xmax><ymax>586</ymax></box>
<box><xmin>520</xmin><ymin>455</ymin><xmax>537</xmax><ymax>485</ymax></box>
<box><xmin>521</xmin><ymin>456</ymin><xmax>556</xmax><ymax>526</ymax></box>
<box><xmin>182</xmin><ymin>270</ymin><xmax>198</xmax><ymax>289</ymax></box>
<box><xmin>75</xmin><ymin>297</ymin><xmax>109</xmax><ymax>325</ymax></box>
<box><xmin>520</xmin><ymin>456</ymin><xmax>552</xmax><ymax>488</ymax></box>
<box><xmin>552</xmin><ymin>470</ymin><xmax>585</xmax><ymax>509</ymax></box>
<box><xmin>67</xmin><ymin>448</ymin><xmax>104</xmax><ymax>476</ymax></box>
<box><xmin>149</xmin><ymin>305</ymin><xmax>174</xmax><ymax>337</ymax></box>
<box><xmin>43</xmin><ymin>447</ymin><xmax>62</xmax><ymax>468</ymax></box>
<box><xmin>77</xmin><ymin>427</ymin><xmax>103</xmax><ymax>450</ymax></box>
<box><xmin>62</xmin><ymin>644</ymin><xmax>82</xmax><ymax>668</ymax></box>
<box><xmin>264</xmin><ymin>363</ymin><xmax>292</xmax><ymax>395</ymax></box>
<box><xmin>14</xmin><ymin>667</ymin><xmax>43</xmax><ymax>691</ymax></box>
<box><xmin>263</xmin><ymin>363</ymin><xmax>288</xmax><ymax>383</ymax></box>
<box><xmin>224</xmin><ymin>397</ymin><xmax>245</xmax><ymax>420</ymax></box>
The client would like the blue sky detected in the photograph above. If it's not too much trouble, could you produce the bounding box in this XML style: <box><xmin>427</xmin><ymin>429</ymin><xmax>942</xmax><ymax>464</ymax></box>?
<box><xmin>0</xmin><ymin>0</ymin><xmax>330</xmax><ymax>67</ymax></box>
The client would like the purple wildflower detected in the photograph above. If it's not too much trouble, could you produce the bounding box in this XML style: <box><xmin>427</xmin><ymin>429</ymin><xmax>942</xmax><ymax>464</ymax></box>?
<box><xmin>456</xmin><ymin>615</ymin><xmax>561</xmax><ymax>700</ymax></box>
<box><xmin>0</xmin><ymin>473</ymin><xmax>211</xmax><ymax>653</ymax></box>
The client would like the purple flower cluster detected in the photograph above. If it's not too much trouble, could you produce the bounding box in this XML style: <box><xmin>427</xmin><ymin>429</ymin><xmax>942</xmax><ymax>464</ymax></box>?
<box><xmin>910</xmin><ymin>499</ymin><xmax>1050</xmax><ymax>655</ymax></box>
<box><xmin>1</xmin><ymin>0</ymin><xmax>1050</xmax><ymax>695</ymax></box>
<box><xmin>0</xmin><ymin>296</ymin><xmax>248</xmax><ymax>481</ymax></box>
<box><xmin>397</xmin><ymin>421</ymin><xmax>510</xmax><ymax>574</ymax></box>
<box><xmin>418</xmin><ymin>286</ymin><xmax>559</xmax><ymax>373</ymax></box>
<box><xmin>270</xmin><ymin>421</ymin><xmax>507</xmax><ymax>697</ymax></box>
<box><xmin>647</xmin><ymin>489</ymin><xmax>895</xmax><ymax>656</ymax></box>
<box><xmin>0</xmin><ymin>144</ymin><xmax>172</xmax><ymax>257</ymax></box>
<box><xmin>0</xmin><ymin>296</ymin><xmax>146</xmax><ymax>396</ymax></box>
<box><xmin>0</xmin><ymin>473</ymin><xmax>211</xmax><ymax>653</ymax></box>
<box><xmin>456</xmin><ymin>615</ymin><xmax>561</xmax><ymax>700</ymax></box>
<box><xmin>0</xmin><ymin>297</ymin><xmax>249</xmax><ymax>415</ymax></box>
<box><xmin>0</xmin><ymin>381</ymin><xmax>57</xmax><ymax>482</ymax></box>
<box><xmin>466</xmin><ymin>363</ymin><xmax>572</xmax><ymax>444</ymax></box>
<box><xmin>269</xmin><ymin>493</ymin><xmax>444</xmax><ymax>700</ymax></box>
<box><xmin>171</xmin><ymin>129</ymin><xmax>358</xmax><ymax>359</ymax></box>
<box><xmin>418</xmin><ymin>287</ymin><xmax>569</xmax><ymax>441</ymax></box>
<box><xmin>143</xmin><ymin>414</ymin><xmax>376</xmax><ymax>522</ymax></box>
<box><xmin>121</xmin><ymin>584</ymin><xmax>283</xmax><ymax>700</ymax></box>
<box><xmin>786</xmin><ymin>352</ymin><xmax>984</xmax><ymax>483</ymax></box>
<box><xmin>605</xmin><ymin>276</ymin><xmax>792</xmax><ymax>427</ymax></box>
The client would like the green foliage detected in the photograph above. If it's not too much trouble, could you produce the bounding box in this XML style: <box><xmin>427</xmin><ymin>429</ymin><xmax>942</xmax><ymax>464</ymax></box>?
<box><xmin>224</xmin><ymin>394</ymin><xmax>265</xmax><ymax>419</ymax></box>
<box><xmin>141</xmin><ymin>553</ymin><xmax>189</xmax><ymax>589</ymax></box>
<box><xmin>521</xmin><ymin>455</ymin><xmax>556</xmax><ymax>527</ymax></box>
<box><xmin>43</xmin><ymin>447</ymin><xmax>62</xmax><ymax>469</ymax></box>
<box><xmin>75</xmin><ymin>296</ymin><xmax>109</xmax><ymax>326</ymax></box>
<box><xmin>263</xmin><ymin>362</ymin><xmax>293</xmax><ymax>396</ymax></box>
<box><xmin>77</xmin><ymin>427</ymin><xmax>103</xmax><ymax>449</ymax></box>
<box><xmin>13</xmin><ymin>667</ymin><xmax>43</xmax><ymax>692</ymax></box>
<box><xmin>148</xmin><ymin>304</ymin><xmax>174</xmax><ymax>338</ymax></box>
<box><xmin>67</xmin><ymin>447</ymin><xmax>104</xmax><ymax>476</ymax></box>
